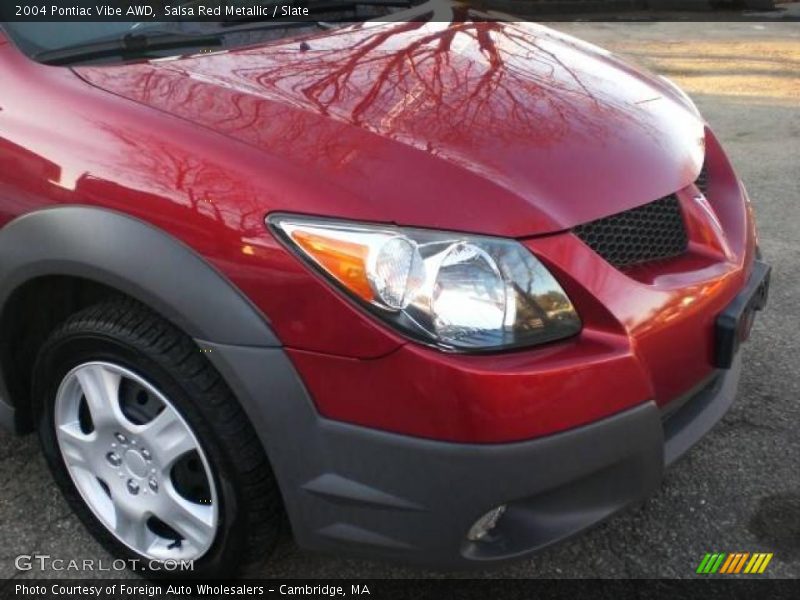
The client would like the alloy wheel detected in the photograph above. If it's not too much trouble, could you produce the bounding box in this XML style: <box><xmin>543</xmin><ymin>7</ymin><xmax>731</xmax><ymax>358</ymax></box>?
<box><xmin>53</xmin><ymin>361</ymin><xmax>218</xmax><ymax>561</ymax></box>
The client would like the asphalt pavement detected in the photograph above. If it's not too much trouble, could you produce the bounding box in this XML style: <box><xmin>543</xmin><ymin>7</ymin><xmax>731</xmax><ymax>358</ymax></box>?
<box><xmin>0</xmin><ymin>21</ymin><xmax>797</xmax><ymax>580</ymax></box>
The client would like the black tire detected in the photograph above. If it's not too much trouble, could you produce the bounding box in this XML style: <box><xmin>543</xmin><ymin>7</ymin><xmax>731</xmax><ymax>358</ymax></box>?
<box><xmin>32</xmin><ymin>298</ymin><xmax>283</xmax><ymax>578</ymax></box>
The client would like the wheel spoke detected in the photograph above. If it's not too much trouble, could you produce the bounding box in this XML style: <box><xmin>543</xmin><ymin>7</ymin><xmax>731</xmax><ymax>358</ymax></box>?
<box><xmin>139</xmin><ymin>407</ymin><xmax>196</xmax><ymax>467</ymax></box>
<box><xmin>75</xmin><ymin>364</ymin><xmax>123</xmax><ymax>429</ymax></box>
<box><xmin>159</xmin><ymin>489</ymin><xmax>215</xmax><ymax>551</ymax></box>
<box><xmin>57</xmin><ymin>425</ymin><xmax>98</xmax><ymax>472</ymax></box>
<box><xmin>114</xmin><ymin>503</ymin><xmax>153</xmax><ymax>554</ymax></box>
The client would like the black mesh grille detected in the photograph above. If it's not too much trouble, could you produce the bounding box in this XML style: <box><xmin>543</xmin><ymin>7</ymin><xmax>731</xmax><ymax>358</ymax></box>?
<box><xmin>573</xmin><ymin>195</ymin><xmax>688</xmax><ymax>269</ymax></box>
<box><xmin>695</xmin><ymin>162</ymin><xmax>709</xmax><ymax>196</ymax></box>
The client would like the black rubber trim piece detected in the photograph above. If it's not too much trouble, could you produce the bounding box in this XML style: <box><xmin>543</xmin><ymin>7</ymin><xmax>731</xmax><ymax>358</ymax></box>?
<box><xmin>714</xmin><ymin>260</ymin><xmax>770</xmax><ymax>368</ymax></box>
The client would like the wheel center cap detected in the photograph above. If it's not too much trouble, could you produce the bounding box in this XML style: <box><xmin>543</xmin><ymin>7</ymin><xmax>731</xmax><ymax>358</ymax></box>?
<box><xmin>123</xmin><ymin>449</ymin><xmax>149</xmax><ymax>478</ymax></box>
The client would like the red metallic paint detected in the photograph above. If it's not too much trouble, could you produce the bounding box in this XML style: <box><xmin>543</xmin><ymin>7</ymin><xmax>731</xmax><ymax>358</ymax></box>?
<box><xmin>286</xmin><ymin>329</ymin><xmax>653</xmax><ymax>443</ymax></box>
<box><xmin>0</xmin><ymin>28</ymin><xmax>403</xmax><ymax>358</ymax></box>
<box><xmin>74</xmin><ymin>20</ymin><xmax>706</xmax><ymax>236</ymax></box>
<box><xmin>0</xmin><ymin>17</ymin><xmax>755</xmax><ymax>443</ymax></box>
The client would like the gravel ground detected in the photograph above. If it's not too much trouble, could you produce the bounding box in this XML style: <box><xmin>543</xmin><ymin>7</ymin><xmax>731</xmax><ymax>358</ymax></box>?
<box><xmin>0</xmin><ymin>21</ymin><xmax>798</xmax><ymax>580</ymax></box>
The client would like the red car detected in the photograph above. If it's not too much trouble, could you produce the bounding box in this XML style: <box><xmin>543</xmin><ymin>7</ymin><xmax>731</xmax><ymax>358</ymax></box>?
<box><xmin>0</xmin><ymin>5</ymin><xmax>769</xmax><ymax>578</ymax></box>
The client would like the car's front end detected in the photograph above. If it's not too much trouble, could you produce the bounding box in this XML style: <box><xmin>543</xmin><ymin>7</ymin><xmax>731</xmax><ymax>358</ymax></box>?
<box><xmin>0</xmin><ymin>5</ymin><xmax>770</xmax><ymax>573</ymax></box>
<box><xmin>240</xmin><ymin>125</ymin><xmax>769</xmax><ymax>567</ymax></box>
<box><xmin>148</xmin><ymin>18</ymin><xmax>769</xmax><ymax>566</ymax></box>
<box><xmin>229</xmin><ymin>20</ymin><xmax>767</xmax><ymax>565</ymax></box>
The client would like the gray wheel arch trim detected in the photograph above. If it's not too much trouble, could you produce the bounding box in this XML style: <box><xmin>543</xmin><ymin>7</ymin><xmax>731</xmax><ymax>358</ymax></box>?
<box><xmin>0</xmin><ymin>205</ymin><xmax>282</xmax><ymax>431</ymax></box>
<box><xmin>0</xmin><ymin>205</ymin><xmax>280</xmax><ymax>348</ymax></box>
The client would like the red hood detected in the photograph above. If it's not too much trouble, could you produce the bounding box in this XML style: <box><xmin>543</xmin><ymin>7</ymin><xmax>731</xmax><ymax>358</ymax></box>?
<box><xmin>75</xmin><ymin>17</ymin><xmax>706</xmax><ymax>237</ymax></box>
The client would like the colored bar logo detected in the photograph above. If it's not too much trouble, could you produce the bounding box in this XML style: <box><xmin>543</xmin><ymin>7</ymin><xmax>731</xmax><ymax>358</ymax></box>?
<box><xmin>696</xmin><ymin>552</ymin><xmax>773</xmax><ymax>574</ymax></box>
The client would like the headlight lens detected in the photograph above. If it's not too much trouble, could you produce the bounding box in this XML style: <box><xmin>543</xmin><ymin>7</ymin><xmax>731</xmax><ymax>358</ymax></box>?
<box><xmin>268</xmin><ymin>215</ymin><xmax>581</xmax><ymax>351</ymax></box>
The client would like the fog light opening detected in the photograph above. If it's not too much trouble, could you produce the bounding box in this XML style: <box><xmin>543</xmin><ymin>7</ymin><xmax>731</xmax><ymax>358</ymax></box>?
<box><xmin>467</xmin><ymin>505</ymin><xmax>507</xmax><ymax>542</ymax></box>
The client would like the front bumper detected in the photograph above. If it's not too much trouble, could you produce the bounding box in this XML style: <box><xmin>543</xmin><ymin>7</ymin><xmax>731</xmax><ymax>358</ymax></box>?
<box><xmin>203</xmin><ymin>338</ymin><xmax>743</xmax><ymax>568</ymax></box>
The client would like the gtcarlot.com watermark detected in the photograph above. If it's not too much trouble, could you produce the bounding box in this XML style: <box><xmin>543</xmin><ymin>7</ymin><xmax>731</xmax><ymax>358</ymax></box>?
<box><xmin>14</xmin><ymin>553</ymin><xmax>193</xmax><ymax>572</ymax></box>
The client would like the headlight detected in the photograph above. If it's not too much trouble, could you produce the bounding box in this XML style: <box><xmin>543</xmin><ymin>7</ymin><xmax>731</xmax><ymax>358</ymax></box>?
<box><xmin>268</xmin><ymin>215</ymin><xmax>581</xmax><ymax>351</ymax></box>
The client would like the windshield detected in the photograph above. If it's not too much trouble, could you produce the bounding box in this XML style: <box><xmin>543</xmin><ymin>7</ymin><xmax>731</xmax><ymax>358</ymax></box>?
<box><xmin>1</xmin><ymin>1</ymin><xmax>426</xmax><ymax>64</ymax></box>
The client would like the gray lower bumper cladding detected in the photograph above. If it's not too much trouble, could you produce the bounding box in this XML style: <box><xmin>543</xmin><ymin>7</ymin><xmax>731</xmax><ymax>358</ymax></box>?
<box><xmin>200</xmin><ymin>340</ymin><xmax>743</xmax><ymax>568</ymax></box>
